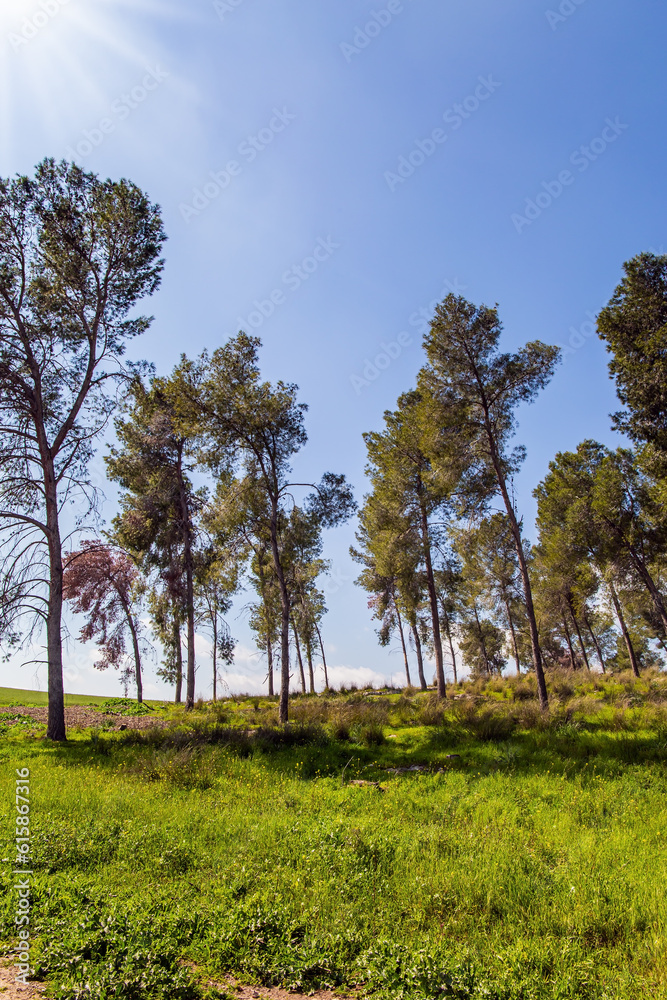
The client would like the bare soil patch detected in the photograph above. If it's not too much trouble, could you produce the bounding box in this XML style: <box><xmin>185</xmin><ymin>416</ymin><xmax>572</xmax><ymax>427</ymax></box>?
<box><xmin>0</xmin><ymin>964</ymin><xmax>45</xmax><ymax>1000</ymax></box>
<box><xmin>0</xmin><ymin>706</ymin><xmax>169</xmax><ymax>732</ymax></box>
<box><xmin>220</xmin><ymin>976</ymin><xmax>355</xmax><ymax>999</ymax></box>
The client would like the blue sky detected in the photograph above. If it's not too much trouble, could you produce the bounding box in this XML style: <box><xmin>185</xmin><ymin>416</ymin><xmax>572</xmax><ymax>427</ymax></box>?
<box><xmin>1</xmin><ymin>0</ymin><xmax>665</xmax><ymax>698</ymax></box>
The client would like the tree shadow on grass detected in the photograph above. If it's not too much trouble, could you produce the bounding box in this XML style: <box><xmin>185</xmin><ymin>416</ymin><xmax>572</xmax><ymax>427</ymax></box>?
<box><xmin>25</xmin><ymin>711</ymin><xmax>667</xmax><ymax>790</ymax></box>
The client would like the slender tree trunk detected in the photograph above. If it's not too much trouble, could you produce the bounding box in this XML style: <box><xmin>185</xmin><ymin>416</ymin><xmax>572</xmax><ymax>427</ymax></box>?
<box><xmin>292</xmin><ymin>620</ymin><xmax>306</xmax><ymax>693</ymax></box>
<box><xmin>411</xmin><ymin>622</ymin><xmax>427</xmax><ymax>690</ymax></box>
<box><xmin>472</xmin><ymin>602</ymin><xmax>491</xmax><ymax>674</ymax></box>
<box><xmin>605</xmin><ymin>527</ymin><xmax>667</xmax><ymax>634</ymax></box>
<box><xmin>257</xmin><ymin>554</ymin><xmax>273</xmax><ymax>696</ymax></box>
<box><xmin>269</xmin><ymin>505</ymin><xmax>291</xmax><ymax>722</ymax></box>
<box><xmin>440</xmin><ymin>604</ymin><xmax>458</xmax><ymax>684</ymax></box>
<box><xmin>561</xmin><ymin>614</ymin><xmax>577</xmax><ymax>669</ymax></box>
<box><xmin>482</xmin><ymin>417</ymin><xmax>548</xmax><ymax>708</ymax></box>
<box><xmin>45</xmin><ymin>459</ymin><xmax>66</xmax><ymax>740</ymax></box>
<box><xmin>569</xmin><ymin>601</ymin><xmax>591</xmax><ymax>671</ymax></box>
<box><xmin>267</xmin><ymin>639</ymin><xmax>274</xmax><ymax>696</ymax></box>
<box><xmin>419</xmin><ymin>499</ymin><xmax>446</xmax><ymax>697</ymax></box>
<box><xmin>177</xmin><ymin>447</ymin><xmax>196</xmax><ymax>709</ymax></box>
<box><xmin>122</xmin><ymin>599</ymin><xmax>143</xmax><ymax>703</ymax></box>
<box><xmin>315</xmin><ymin>622</ymin><xmax>329</xmax><ymax>690</ymax></box>
<box><xmin>306</xmin><ymin>638</ymin><xmax>315</xmax><ymax>694</ymax></box>
<box><xmin>394</xmin><ymin>596</ymin><xmax>411</xmax><ymax>687</ymax></box>
<box><xmin>584</xmin><ymin>614</ymin><xmax>606</xmax><ymax>673</ymax></box>
<box><xmin>212</xmin><ymin>612</ymin><xmax>218</xmax><ymax>702</ymax></box>
<box><xmin>174</xmin><ymin>619</ymin><xmax>183</xmax><ymax>703</ymax></box>
<box><xmin>504</xmin><ymin>599</ymin><xmax>521</xmax><ymax>675</ymax></box>
<box><xmin>609</xmin><ymin>580</ymin><xmax>640</xmax><ymax>677</ymax></box>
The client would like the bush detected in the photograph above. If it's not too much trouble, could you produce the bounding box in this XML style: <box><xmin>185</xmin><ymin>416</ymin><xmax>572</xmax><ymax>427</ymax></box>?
<box><xmin>454</xmin><ymin>701</ymin><xmax>515</xmax><ymax>741</ymax></box>
<box><xmin>326</xmin><ymin>699</ymin><xmax>389</xmax><ymax>742</ymax></box>
<box><xmin>417</xmin><ymin>695</ymin><xmax>445</xmax><ymax>727</ymax></box>
<box><xmin>330</xmin><ymin>718</ymin><xmax>350</xmax><ymax>741</ymax></box>
<box><xmin>510</xmin><ymin>680</ymin><xmax>536</xmax><ymax>702</ymax></box>
<box><xmin>254</xmin><ymin>722</ymin><xmax>329</xmax><ymax>749</ymax></box>
<box><xmin>129</xmin><ymin>746</ymin><xmax>219</xmax><ymax>789</ymax></box>
<box><xmin>358</xmin><ymin>721</ymin><xmax>385</xmax><ymax>746</ymax></box>
<box><xmin>100</xmin><ymin>698</ymin><xmax>153</xmax><ymax>717</ymax></box>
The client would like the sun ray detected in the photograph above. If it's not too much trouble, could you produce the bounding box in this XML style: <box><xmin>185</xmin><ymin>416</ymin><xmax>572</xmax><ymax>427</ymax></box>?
<box><xmin>1</xmin><ymin>0</ymin><xmax>203</xmax><ymax>172</ymax></box>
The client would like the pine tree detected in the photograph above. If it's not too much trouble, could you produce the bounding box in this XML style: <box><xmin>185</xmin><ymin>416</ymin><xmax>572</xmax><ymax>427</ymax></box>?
<box><xmin>420</xmin><ymin>294</ymin><xmax>560</xmax><ymax>708</ymax></box>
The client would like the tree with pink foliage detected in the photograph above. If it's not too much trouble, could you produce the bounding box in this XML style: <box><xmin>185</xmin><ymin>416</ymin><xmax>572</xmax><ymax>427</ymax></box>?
<box><xmin>63</xmin><ymin>542</ymin><xmax>147</xmax><ymax>702</ymax></box>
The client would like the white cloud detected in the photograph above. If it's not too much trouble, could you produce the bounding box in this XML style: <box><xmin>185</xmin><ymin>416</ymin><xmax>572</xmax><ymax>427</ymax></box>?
<box><xmin>325</xmin><ymin>664</ymin><xmax>388</xmax><ymax>689</ymax></box>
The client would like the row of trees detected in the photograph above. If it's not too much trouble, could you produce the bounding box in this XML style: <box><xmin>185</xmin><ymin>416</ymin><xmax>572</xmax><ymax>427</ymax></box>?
<box><xmin>1</xmin><ymin>157</ymin><xmax>665</xmax><ymax>735</ymax></box>
<box><xmin>354</xmin><ymin>254</ymin><xmax>667</xmax><ymax>706</ymax></box>
<box><xmin>102</xmin><ymin>342</ymin><xmax>353</xmax><ymax>720</ymax></box>
<box><xmin>0</xmin><ymin>160</ymin><xmax>353</xmax><ymax>739</ymax></box>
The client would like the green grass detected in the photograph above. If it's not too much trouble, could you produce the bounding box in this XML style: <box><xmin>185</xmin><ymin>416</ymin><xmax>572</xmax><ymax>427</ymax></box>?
<box><xmin>1</xmin><ymin>670</ymin><xmax>667</xmax><ymax>999</ymax></box>
<box><xmin>0</xmin><ymin>686</ymin><xmax>167</xmax><ymax>708</ymax></box>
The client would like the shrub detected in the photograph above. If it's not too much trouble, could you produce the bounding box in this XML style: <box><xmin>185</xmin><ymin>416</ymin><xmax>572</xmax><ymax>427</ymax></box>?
<box><xmin>417</xmin><ymin>695</ymin><xmax>445</xmax><ymax>727</ymax></box>
<box><xmin>393</xmin><ymin>695</ymin><xmax>419</xmax><ymax>725</ymax></box>
<box><xmin>254</xmin><ymin>722</ymin><xmax>329</xmax><ymax>749</ymax></box>
<box><xmin>454</xmin><ymin>701</ymin><xmax>515</xmax><ymax>741</ymax></box>
<box><xmin>511</xmin><ymin>680</ymin><xmax>536</xmax><ymax>702</ymax></box>
<box><xmin>357</xmin><ymin>721</ymin><xmax>385</xmax><ymax>746</ymax></box>
<box><xmin>129</xmin><ymin>746</ymin><xmax>219</xmax><ymax>789</ymax></box>
<box><xmin>289</xmin><ymin>699</ymin><xmax>330</xmax><ymax>726</ymax></box>
<box><xmin>330</xmin><ymin>718</ymin><xmax>350</xmax><ymax>741</ymax></box>
<box><xmin>100</xmin><ymin>698</ymin><xmax>153</xmax><ymax>717</ymax></box>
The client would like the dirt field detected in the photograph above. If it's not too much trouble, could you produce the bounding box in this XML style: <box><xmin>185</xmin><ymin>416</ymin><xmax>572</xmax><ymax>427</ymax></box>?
<box><xmin>0</xmin><ymin>706</ymin><xmax>169</xmax><ymax>731</ymax></box>
<box><xmin>0</xmin><ymin>964</ymin><xmax>351</xmax><ymax>1000</ymax></box>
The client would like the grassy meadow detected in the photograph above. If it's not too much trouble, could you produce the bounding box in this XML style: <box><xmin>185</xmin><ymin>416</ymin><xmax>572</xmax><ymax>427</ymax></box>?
<box><xmin>0</xmin><ymin>688</ymin><xmax>166</xmax><ymax>708</ymax></box>
<box><xmin>1</xmin><ymin>669</ymin><xmax>667</xmax><ymax>999</ymax></box>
